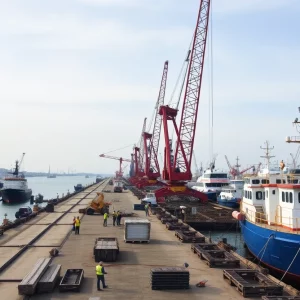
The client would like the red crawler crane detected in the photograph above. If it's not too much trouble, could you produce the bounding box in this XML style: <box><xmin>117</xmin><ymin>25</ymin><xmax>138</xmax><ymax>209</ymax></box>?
<box><xmin>130</xmin><ymin>118</ymin><xmax>147</xmax><ymax>185</ymax></box>
<box><xmin>99</xmin><ymin>154</ymin><xmax>131</xmax><ymax>179</ymax></box>
<box><xmin>154</xmin><ymin>0</ymin><xmax>210</xmax><ymax>203</ymax></box>
<box><xmin>225</xmin><ymin>156</ymin><xmax>255</xmax><ymax>179</ymax></box>
<box><xmin>136</xmin><ymin>61</ymin><xmax>169</xmax><ymax>189</ymax></box>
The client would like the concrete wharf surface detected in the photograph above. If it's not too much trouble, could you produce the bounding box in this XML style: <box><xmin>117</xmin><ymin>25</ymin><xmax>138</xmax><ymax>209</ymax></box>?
<box><xmin>0</xmin><ymin>181</ymin><xmax>106</xmax><ymax>300</ymax></box>
<box><xmin>0</xmin><ymin>180</ymin><xmax>279</xmax><ymax>300</ymax></box>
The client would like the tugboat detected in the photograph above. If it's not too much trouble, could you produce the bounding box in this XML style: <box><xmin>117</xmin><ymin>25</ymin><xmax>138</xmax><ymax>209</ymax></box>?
<box><xmin>1</xmin><ymin>153</ymin><xmax>32</xmax><ymax>204</ymax></box>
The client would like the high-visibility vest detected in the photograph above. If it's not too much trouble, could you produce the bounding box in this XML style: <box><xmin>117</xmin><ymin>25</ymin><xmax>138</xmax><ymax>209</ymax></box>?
<box><xmin>75</xmin><ymin>219</ymin><xmax>80</xmax><ymax>227</ymax></box>
<box><xmin>104</xmin><ymin>213</ymin><xmax>108</xmax><ymax>220</ymax></box>
<box><xmin>96</xmin><ymin>265</ymin><xmax>103</xmax><ymax>275</ymax></box>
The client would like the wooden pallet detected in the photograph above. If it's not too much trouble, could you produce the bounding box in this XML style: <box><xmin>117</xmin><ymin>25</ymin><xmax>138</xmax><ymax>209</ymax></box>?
<box><xmin>166</xmin><ymin>223</ymin><xmax>189</xmax><ymax>231</ymax></box>
<box><xmin>37</xmin><ymin>264</ymin><xmax>61</xmax><ymax>293</ymax></box>
<box><xmin>18</xmin><ymin>258</ymin><xmax>51</xmax><ymax>295</ymax></box>
<box><xmin>160</xmin><ymin>217</ymin><xmax>178</xmax><ymax>224</ymax></box>
<box><xmin>124</xmin><ymin>240</ymin><xmax>149</xmax><ymax>243</ymax></box>
<box><xmin>191</xmin><ymin>243</ymin><xmax>220</xmax><ymax>254</ymax></box>
<box><xmin>175</xmin><ymin>230</ymin><xmax>205</xmax><ymax>243</ymax></box>
<box><xmin>199</xmin><ymin>249</ymin><xmax>240</xmax><ymax>268</ymax></box>
<box><xmin>223</xmin><ymin>269</ymin><xmax>283</xmax><ymax>298</ymax></box>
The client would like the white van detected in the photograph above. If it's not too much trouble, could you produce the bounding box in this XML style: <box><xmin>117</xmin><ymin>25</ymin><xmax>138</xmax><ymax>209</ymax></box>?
<box><xmin>141</xmin><ymin>192</ymin><xmax>157</xmax><ymax>205</ymax></box>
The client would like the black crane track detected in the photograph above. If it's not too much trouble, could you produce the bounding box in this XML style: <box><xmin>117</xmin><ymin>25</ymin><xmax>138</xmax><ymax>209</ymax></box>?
<box><xmin>0</xmin><ymin>179</ymin><xmax>108</xmax><ymax>276</ymax></box>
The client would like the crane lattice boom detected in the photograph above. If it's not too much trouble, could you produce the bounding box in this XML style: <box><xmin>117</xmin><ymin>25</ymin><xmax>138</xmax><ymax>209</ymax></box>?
<box><xmin>160</xmin><ymin>0</ymin><xmax>210</xmax><ymax>182</ymax></box>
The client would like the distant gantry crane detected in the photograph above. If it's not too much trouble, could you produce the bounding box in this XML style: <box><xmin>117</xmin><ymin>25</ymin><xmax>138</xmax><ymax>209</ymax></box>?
<box><xmin>225</xmin><ymin>155</ymin><xmax>255</xmax><ymax>179</ymax></box>
<box><xmin>99</xmin><ymin>154</ymin><xmax>131</xmax><ymax>179</ymax></box>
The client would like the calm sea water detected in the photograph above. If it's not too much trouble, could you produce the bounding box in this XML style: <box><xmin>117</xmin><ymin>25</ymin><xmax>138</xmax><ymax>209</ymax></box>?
<box><xmin>201</xmin><ymin>230</ymin><xmax>248</xmax><ymax>257</ymax></box>
<box><xmin>0</xmin><ymin>176</ymin><xmax>96</xmax><ymax>221</ymax></box>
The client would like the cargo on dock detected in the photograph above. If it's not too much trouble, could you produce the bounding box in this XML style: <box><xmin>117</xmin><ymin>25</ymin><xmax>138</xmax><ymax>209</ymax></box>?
<box><xmin>59</xmin><ymin>269</ymin><xmax>84</xmax><ymax>292</ymax></box>
<box><xmin>18</xmin><ymin>257</ymin><xmax>51</xmax><ymax>295</ymax></box>
<box><xmin>150</xmin><ymin>267</ymin><xmax>190</xmax><ymax>290</ymax></box>
<box><xmin>37</xmin><ymin>264</ymin><xmax>61</xmax><ymax>293</ymax></box>
<box><xmin>166</xmin><ymin>222</ymin><xmax>189</xmax><ymax>231</ymax></box>
<box><xmin>198</xmin><ymin>249</ymin><xmax>240</xmax><ymax>268</ymax></box>
<box><xmin>175</xmin><ymin>229</ymin><xmax>205</xmax><ymax>243</ymax></box>
<box><xmin>124</xmin><ymin>219</ymin><xmax>151</xmax><ymax>243</ymax></box>
<box><xmin>159</xmin><ymin>201</ymin><xmax>237</xmax><ymax>230</ymax></box>
<box><xmin>94</xmin><ymin>237</ymin><xmax>119</xmax><ymax>262</ymax></box>
<box><xmin>223</xmin><ymin>269</ymin><xmax>284</xmax><ymax>297</ymax></box>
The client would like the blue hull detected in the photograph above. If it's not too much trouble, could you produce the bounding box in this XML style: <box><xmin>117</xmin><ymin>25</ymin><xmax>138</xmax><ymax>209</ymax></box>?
<box><xmin>204</xmin><ymin>192</ymin><xmax>218</xmax><ymax>201</ymax></box>
<box><xmin>217</xmin><ymin>197</ymin><xmax>240</xmax><ymax>208</ymax></box>
<box><xmin>240</xmin><ymin>220</ymin><xmax>300</xmax><ymax>283</ymax></box>
<box><xmin>217</xmin><ymin>200</ymin><xmax>240</xmax><ymax>208</ymax></box>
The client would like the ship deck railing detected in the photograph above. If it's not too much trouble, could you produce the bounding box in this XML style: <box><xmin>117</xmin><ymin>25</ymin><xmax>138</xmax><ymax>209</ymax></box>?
<box><xmin>245</xmin><ymin>210</ymin><xmax>300</xmax><ymax>234</ymax></box>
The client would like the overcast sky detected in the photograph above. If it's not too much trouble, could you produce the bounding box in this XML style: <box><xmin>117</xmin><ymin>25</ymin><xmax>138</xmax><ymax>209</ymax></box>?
<box><xmin>0</xmin><ymin>0</ymin><xmax>299</xmax><ymax>175</ymax></box>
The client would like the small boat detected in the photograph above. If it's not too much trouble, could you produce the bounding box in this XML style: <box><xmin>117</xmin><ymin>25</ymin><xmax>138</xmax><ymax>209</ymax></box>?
<box><xmin>217</xmin><ymin>179</ymin><xmax>244</xmax><ymax>208</ymax></box>
<box><xmin>74</xmin><ymin>184</ymin><xmax>83</xmax><ymax>192</ymax></box>
<box><xmin>85</xmin><ymin>175</ymin><xmax>89</xmax><ymax>178</ymax></box>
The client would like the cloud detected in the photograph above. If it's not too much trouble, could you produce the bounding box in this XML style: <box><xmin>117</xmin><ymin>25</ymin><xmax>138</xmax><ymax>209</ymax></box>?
<box><xmin>77</xmin><ymin>0</ymin><xmax>141</xmax><ymax>6</ymax></box>
<box><xmin>214</xmin><ymin>0</ymin><xmax>298</xmax><ymax>14</ymax></box>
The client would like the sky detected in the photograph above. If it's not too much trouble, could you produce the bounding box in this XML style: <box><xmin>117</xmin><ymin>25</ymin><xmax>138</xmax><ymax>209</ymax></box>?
<box><xmin>0</xmin><ymin>0</ymin><xmax>299</xmax><ymax>174</ymax></box>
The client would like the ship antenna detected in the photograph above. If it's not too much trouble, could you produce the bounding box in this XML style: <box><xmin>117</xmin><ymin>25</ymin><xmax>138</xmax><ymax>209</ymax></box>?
<box><xmin>260</xmin><ymin>141</ymin><xmax>275</xmax><ymax>173</ymax></box>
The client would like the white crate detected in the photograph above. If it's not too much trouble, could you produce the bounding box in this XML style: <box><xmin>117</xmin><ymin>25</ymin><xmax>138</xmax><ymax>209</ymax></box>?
<box><xmin>124</xmin><ymin>219</ymin><xmax>151</xmax><ymax>242</ymax></box>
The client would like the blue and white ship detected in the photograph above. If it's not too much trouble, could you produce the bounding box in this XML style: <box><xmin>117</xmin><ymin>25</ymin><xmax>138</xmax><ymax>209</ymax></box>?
<box><xmin>235</xmin><ymin>128</ymin><xmax>300</xmax><ymax>285</ymax></box>
<box><xmin>190</xmin><ymin>166</ymin><xmax>230</xmax><ymax>201</ymax></box>
<box><xmin>217</xmin><ymin>179</ymin><xmax>244</xmax><ymax>208</ymax></box>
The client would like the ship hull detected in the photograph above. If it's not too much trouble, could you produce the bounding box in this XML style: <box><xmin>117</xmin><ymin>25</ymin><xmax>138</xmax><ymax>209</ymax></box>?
<box><xmin>74</xmin><ymin>186</ymin><xmax>83</xmax><ymax>192</ymax></box>
<box><xmin>1</xmin><ymin>188</ymin><xmax>32</xmax><ymax>204</ymax></box>
<box><xmin>240</xmin><ymin>220</ymin><xmax>300</xmax><ymax>284</ymax></box>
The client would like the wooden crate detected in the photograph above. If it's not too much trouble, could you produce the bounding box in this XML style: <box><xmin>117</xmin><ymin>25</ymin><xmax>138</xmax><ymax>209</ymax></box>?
<box><xmin>166</xmin><ymin>222</ymin><xmax>189</xmax><ymax>231</ymax></box>
<box><xmin>160</xmin><ymin>217</ymin><xmax>178</xmax><ymax>224</ymax></box>
<box><xmin>59</xmin><ymin>269</ymin><xmax>84</xmax><ymax>292</ymax></box>
<box><xmin>18</xmin><ymin>258</ymin><xmax>51</xmax><ymax>295</ymax></box>
<box><xmin>94</xmin><ymin>237</ymin><xmax>119</xmax><ymax>262</ymax></box>
<box><xmin>37</xmin><ymin>264</ymin><xmax>61</xmax><ymax>293</ymax></box>
<box><xmin>175</xmin><ymin>230</ymin><xmax>205</xmax><ymax>243</ymax></box>
<box><xmin>223</xmin><ymin>269</ymin><xmax>283</xmax><ymax>298</ymax></box>
<box><xmin>198</xmin><ymin>249</ymin><xmax>240</xmax><ymax>268</ymax></box>
<box><xmin>191</xmin><ymin>243</ymin><xmax>220</xmax><ymax>253</ymax></box>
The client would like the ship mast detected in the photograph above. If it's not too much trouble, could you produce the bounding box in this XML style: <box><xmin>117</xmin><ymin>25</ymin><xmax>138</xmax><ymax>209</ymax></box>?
<box><xmin>260</xmin><ymin>141</ymin><xmax>275</xmax><ymax>171</ymax></box>
<box><xmin>286</xmin><ymin>107</ymin><xmax>300</xmax><ymax>144</ymax></box>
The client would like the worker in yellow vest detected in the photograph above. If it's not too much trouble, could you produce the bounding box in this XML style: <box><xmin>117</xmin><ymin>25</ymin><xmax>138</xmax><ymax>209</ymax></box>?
<box><xmin>96</xmin><ymin>261</ymin><xmax>108</xmax><ymax>291</ymax></box>
<box><xmin>103</xmin><ymin>212</ymin><xmax>109</xmax><ymax>227</ymax></box>
<box><xmin>112</xmin><ymin>211</ymin><xmax>117</xmax><ymax>226</ymax></box>
<box><xmin>75</xmin><ymin>216</ymin><xmax>80</xmax><ymax>234</ymax></box>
